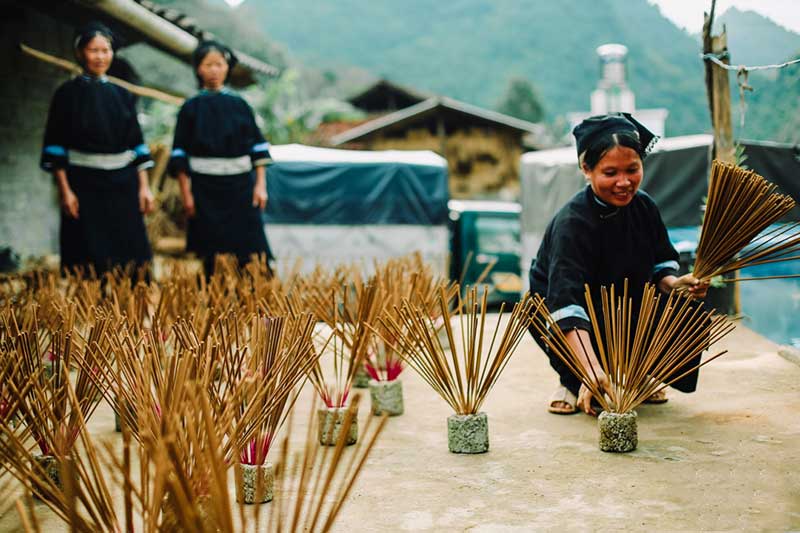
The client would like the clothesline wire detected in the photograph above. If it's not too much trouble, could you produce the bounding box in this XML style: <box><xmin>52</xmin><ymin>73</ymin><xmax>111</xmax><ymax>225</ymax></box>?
<box><xmin>700</xmin><ymin>52</ymin><xmax>800</xmax><ymax>72</ymax></box>
<box><xmin>701</xmin><ymin>51</ymin><xmax>799</xmax><ymax>128</ymax></box>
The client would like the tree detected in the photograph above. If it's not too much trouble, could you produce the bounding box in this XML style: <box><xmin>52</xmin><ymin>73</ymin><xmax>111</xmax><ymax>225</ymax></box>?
<box><xmin>496</xmin><ymin>77</ymin><xmax>546</xmax><ymax>123</ymax></box>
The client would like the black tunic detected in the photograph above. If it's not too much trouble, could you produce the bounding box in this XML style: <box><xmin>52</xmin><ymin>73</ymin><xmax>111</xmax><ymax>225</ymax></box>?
<box><xmin>41</xmin><ymin>75</ymin><xmax>153</xmax><ymax>274</ymax></box>
<box><xmin>168</xmin><ymin>88</ymin><xmax>272</xmax><ymax>268</ymax></box>
<box><xmin>530</xmin><ymin>186</ymin><xmax>702</xmax><ymax>395</ymax></box>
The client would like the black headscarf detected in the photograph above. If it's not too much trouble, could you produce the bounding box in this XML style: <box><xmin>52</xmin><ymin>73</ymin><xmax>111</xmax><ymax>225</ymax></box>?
<box><xmin>573</xmin><ymin>113</ymin><xmax>658</xmax><ymax>160</ymax></box>
<box><xmin>192</xmin><ymin>40</ymin><xmax>238</xmax><ymax>87</ymax></box>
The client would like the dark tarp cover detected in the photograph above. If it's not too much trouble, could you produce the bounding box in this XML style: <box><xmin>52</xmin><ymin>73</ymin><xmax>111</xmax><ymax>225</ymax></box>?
<box><xmin>644</xmin><ymin>140</ymin><xmax>800</xmax><ymax>227</ymax></box>
<box><xmin>264</xmin><ymin>145</ymin><xmax>449</xmax><ymax>226</ymax></box>
<box><xmin>520</xmin><ymin>136</ymin><xmax>800</xmax><ymax>292</ymax></box>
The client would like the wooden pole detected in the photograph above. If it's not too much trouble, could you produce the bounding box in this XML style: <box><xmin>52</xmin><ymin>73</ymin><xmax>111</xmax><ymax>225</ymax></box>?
<box><xmin>702</xmin><ymin>0</ymin><xmax>740</xmax><ymax>313</ymax></box>
<box><xmin>19</xmin><ymin>43</ymin><xmax>185</xmax><ymax>106</ymax></box>
<box><xmin>709</xmin><ymin>33</ymin><xmax>735</xmax><ymax>165</ymax></box>
<box><xmin>702</xmin><ymin>3</ymin><xmax>735</xmax><ymax>165</ymax></box>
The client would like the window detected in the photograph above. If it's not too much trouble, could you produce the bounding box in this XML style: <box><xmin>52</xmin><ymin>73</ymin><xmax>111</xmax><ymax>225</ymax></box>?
<box><xmin>475</xmin><ymin>216</ymin><xmax>520</xmax><ymax>255</ymax></box>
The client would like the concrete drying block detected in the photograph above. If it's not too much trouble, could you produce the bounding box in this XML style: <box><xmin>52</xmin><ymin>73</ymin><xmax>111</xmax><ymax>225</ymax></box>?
<box><xmin>369</xmin><ymin>379</ymin><xmax>404</xmax><ymax>416</ymax></box>
<box><xmin>447</xmin><ymin>412</ymin><xmax>489</xmax><ymax>454</ymax></box>
<box><xmin>598</xmin><ymin>410</ymin><xmax>638</xmax><ymax>452</ymax></box>
<box><xmin>318</xmin><ymin>406</ymin><xmax>358</xmax><ymax>446</ymax></box>
<box><xmin>235</xmin><ymin>462</ymin><xmax>274</xmax><ymax>504</ymax></box>
<box><xmin>32</xmin><ymin>454</ymin><xmax>61</xmax><ymax>499</ymax></box>
<box><xmin>353</xmin><ymin>367</ymin><xmax>370</xmax><ymax>388</ymax></box>
<box><xmin>161</xmin><ymin>494</ymin><xmax>216</xmax><ymax>531</ymax></box>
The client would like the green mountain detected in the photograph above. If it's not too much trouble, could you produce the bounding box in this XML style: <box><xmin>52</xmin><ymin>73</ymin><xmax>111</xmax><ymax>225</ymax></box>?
<box><xmin>244</xmin><ymin>0</ymin><xmax>708</xmax><ymax>135</ymax></box>
<box><xmin>737</xmin><ymin>52</ymin><xmax>800</xmax><ymax>144</ymax></box>
<box><xmin>715</xmin><ymin>8</ymin><xmax>800</xmax><ymax>66</ymax></box>
<box><xmin>242</xmin><ymin>0</ymin><xmax>799</xmax><ymax>139</ymax></box>
<box><xmin>706</xmin><ymin>8</ymin><xmax>800</xmax><ymax>143</ymax></box>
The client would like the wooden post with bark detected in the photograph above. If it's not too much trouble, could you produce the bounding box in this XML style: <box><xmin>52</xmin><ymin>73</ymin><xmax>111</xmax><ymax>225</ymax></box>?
<box><xmin>702</xmin><ymin>0</ymin><xmax>740</xmax><ymax>313</ymax></box>
<box><xmin>703</xmin><ymin>2</ymin><xmax>735</xmax><ymax>165</ymax></box>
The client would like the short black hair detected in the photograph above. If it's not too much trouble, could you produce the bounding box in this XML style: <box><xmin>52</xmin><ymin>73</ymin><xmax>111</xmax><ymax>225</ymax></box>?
<box><xmin>192</xmin><ymin>40</ymin><xmax>238</xmax><ymax>88</ymax></box>
<box><xmin>580</xmin><ymin>131</ymin><xmax>644</xmax><ymax>170</ymax></box>
<box><xmin>73</xmin><ymin>21</ymin><xmax>115</xmax><ymax>62</ymax></box>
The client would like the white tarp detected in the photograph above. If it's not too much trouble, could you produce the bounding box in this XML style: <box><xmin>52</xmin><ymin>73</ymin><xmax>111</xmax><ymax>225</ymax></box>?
<box><xmin>266</xmin><ymin>225</ymin><xmax>449</xmax><ymax>275</ymax></box>
<box><xmin>269</xmin><ymin>143</ymin><xmax>447</xmax><ymax>167</ymax></box>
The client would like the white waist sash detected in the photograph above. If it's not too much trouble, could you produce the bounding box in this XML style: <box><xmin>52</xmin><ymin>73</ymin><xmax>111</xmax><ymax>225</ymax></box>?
<box><xmin>189</xmin><ymin>155</ymin><xmax>252</xmax><ymax>175</ymax></box>
<box><xmin>69</xmin><ymin>149</ymin><xmax>135</xmax><ymax>170</ymax></box>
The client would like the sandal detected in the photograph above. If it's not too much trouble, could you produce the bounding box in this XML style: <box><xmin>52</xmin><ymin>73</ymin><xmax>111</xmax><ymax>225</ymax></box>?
<box><xmin>643</xmin><ymin>387</ymin><xmax>668</xmax><ymax>404</ymax></box>
<box><xmin>548</xmin><ymin>385</ymin><xmax>578</xmax><ymax>415</ymax></box>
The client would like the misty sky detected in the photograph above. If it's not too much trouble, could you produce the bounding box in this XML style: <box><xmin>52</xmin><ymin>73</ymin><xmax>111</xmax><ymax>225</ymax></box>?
<box><xmin>220</xmin><ymin>0</ymin><xmax>800</xmax><ymax>36</ymax></box>
<box><xmin>649</xmin><ymin>0</ymin><xmax>800</xmax><ymax>34</ymax></box>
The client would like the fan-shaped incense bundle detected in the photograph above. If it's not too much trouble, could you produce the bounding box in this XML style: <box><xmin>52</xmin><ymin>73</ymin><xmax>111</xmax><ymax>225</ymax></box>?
<box><xmin>0</xmin><ymin>308</ymin><xmax>111</xmax><ymax>465</ymax></box>
<box><xmin>0</xmin><ymin>365</ymin><xmax>119</xmax><ymax>529</ymax></box>
<box><xmin>693</xmin><ymin>160</ymin><xmax>800</xmax><ymax>283</ymax></box>
<box><xmin>529</xmin><ymin>281</ymin><xmax>735</xmax><ymax>415</ymax></box>
<box><xmin>307</xmin><ymin>283</ymin><xmax>380</xmax><ymax>410</ymax></box>
<box><xmin>5</xmin><ymin>387</ymin><xmax>386</xmax><ymax>533</ymax></box>
<box><xmin>381</xmin><ymin>285</ymin><xmax>541</xmax><ymax>452</ymax></box>
<box><xmin>230</xmin><ymin>313</ymin><xmax>320</xmax><ymax>503</ymax></box>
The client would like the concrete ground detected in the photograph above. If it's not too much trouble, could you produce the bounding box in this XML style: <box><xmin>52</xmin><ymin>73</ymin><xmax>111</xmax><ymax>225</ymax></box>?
<box><xmin>1</xmin><ymin>318</ymin><xmax>799</xmax><ymax>531</ymax></box>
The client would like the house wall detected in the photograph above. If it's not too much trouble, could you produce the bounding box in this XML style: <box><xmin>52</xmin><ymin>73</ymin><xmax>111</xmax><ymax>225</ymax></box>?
<box><xmin>0</xmin><ymin>6</ymin><xmax>73</xmax><ymax>260</ymax></box>
<box><xmin>367</xmin><ymin>127</ymin><xmax>523</xmax><ymax>200</ymax></box>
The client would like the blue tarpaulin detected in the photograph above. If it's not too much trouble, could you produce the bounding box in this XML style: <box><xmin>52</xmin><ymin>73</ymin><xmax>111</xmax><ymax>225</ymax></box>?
<box><xmin>264</xmin><ymin>144</ymin><xmax>449</xmax><ymax>225</ymax></box>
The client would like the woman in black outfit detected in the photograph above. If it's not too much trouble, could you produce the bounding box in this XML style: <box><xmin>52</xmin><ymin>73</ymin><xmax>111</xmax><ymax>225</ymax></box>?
<box><xmin>529</xmin><ymin>113</ymin><xmax>709</xmax><ymax>415</ymax></box>
<box><xmin>41</xmin><ymin>22</ymin><xmax>154</xmax><ymax>275</ymax></box>
<box><xmin>168</xmin><ymin>41</ymin><xmax>272</xmax><ymax>275</ymax></box>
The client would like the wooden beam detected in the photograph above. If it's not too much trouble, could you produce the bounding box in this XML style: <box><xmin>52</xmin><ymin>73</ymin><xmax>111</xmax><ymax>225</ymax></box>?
<box><xmin>19</xmin><ymin>43</ymin><xmax>184</xmax><ymax>106</ymax></box>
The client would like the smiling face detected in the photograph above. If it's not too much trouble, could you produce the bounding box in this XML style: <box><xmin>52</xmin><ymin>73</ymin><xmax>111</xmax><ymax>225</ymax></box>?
<box><xmin>197</xmin><ymin>50</ymin><xmax>229</xmax><ymax>90</ymax></box>
<box><xmin>582</xmin><ymin>145</ymin><xmax>643</xmax><ymax>207</ymax></box>
<box><xmin>80</xmin><ymin>35</ymin><xmax>113</xmax><ymax>77</ymax></box>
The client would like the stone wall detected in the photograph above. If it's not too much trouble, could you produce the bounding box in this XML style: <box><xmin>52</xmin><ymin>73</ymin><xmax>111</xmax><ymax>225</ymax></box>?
<box><xmin>0</xmin><ymin>6</ymin><xmax>73</xmax><ymax>259</ymax></box>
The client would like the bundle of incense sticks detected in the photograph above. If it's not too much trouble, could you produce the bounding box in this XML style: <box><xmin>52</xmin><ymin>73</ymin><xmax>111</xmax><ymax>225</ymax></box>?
<box><xmin>233</xmin><ymin>313</ymin><xmax>319</xmax><ymax>467</ymax></box>
<box><xmin>1</xmin><ymin>382</ymin><xmax>120</xmax><ymax>531</ymax></box>
<box><xmin>4</xmin><ymin>383</ymin><xmax>386</xmax><ymax>532</ymax></box>
<box><xmin>1</xmin><ymin>307</ymin><xmax>111</xmax><ymax>458</ymax></box>
<box><xmin>366</xmin><ymin>256</ymin><xmax>460</xmax><ymax>381</ymax></box>
<box><xmin>381</xmin><ymin>285</ymin><xmax>540</xmax><ymax>415</ymax></box>
<box><xmin>307</xmin><ymin>284</ymin><xmax>381</xmax><ymax>408</ymax></box>
<box><xmin>529</xmin><ymin>281</ymin><xmax>735</xmax><ymax>413</ymax></box>
<box><xmin>693</xmin><ymin>160</ymin><xmax>800</xmax><ymax>284</ymax></box>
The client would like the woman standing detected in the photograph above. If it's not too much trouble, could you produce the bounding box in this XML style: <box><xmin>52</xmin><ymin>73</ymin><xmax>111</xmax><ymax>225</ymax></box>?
<box><xmin>168</xmin><ymin>41</ymin><xmax>272</xmax><ymax>275</ymax></box>
<box><xmin>41</xmin><ymin>22</ymin><xmax>154</xmax><ymax>275</ymax></box>
<box><xmin>530</xmin><ymin>113</ymin><xmax>709</xmax><ymax>416</ymax></box>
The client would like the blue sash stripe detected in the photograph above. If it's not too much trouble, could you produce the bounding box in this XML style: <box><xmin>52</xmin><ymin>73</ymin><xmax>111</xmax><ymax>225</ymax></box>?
<box><xmin>134</xmin><ymin>144</ymin><xmax>151</xmax><ymax>157</ymax></box>
<box><xmin>550</xmin><ymin>304</ymin><xmax>590</xmax><ymax>323</ymax></box>
<box><xmin>44</xmin><ymin>145</ymin><xmax>67</xmax><ymax>156</ymax></box>
<box><xmin>653</xmin><ymin>260</ymin><xmax>679</xmax><ymax>274</ymax></box>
